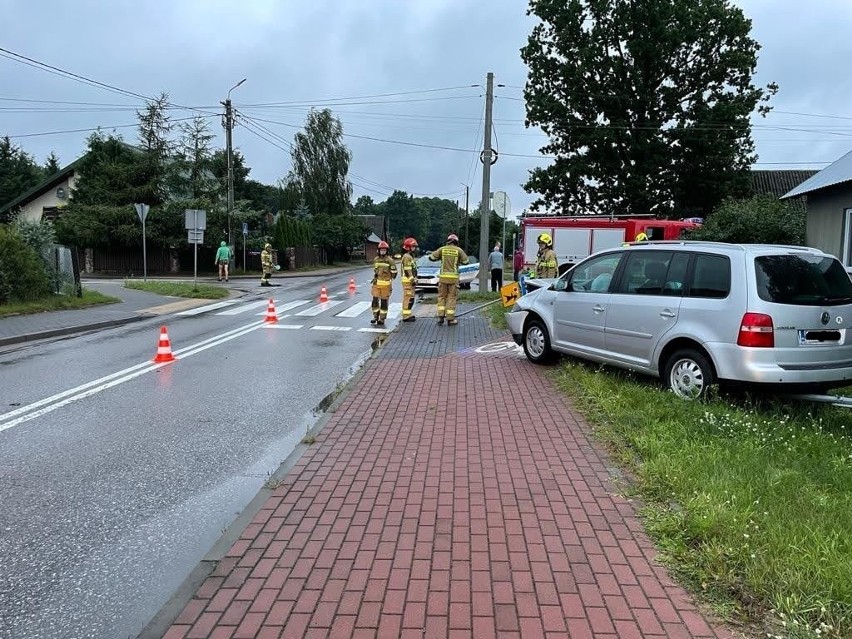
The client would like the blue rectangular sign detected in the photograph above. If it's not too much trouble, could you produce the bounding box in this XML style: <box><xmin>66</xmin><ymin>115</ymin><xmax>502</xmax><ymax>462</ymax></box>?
<box><xmin>242</xmin><ymin>222</ymin><xmax>248</xmax><ymax>235</ymax></box>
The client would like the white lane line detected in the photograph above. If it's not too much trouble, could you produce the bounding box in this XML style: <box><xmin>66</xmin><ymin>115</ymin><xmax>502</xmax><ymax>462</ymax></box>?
<box><xmin>0</xmin><ymin>320</ymin><xmax>265</xmax><ymax>433</ymax></box>
<box><xmin>311</xmin><ymin>326</ymin><xmax>353</xmax><ymax>332</ymax></box>
<box><xmin>217</xmin><ymin>299</ymin><xmax>273</xmax><ymax>315</ymax></box>
<box><xmin>254</xmin><ymin>299</ymin><xmax>311</xmax><ymax>316</ymax></box>
<box><xmin>358</xmin><ymin>328</ymin><xmax>390</xmax><ymax>333</ymax></box>
<box><xmin>295</xmin><ymin>300</ymin><xmax>344</xmax><ymax>317</ymax></box>
<box><xmin>264</xmin><ymin>324</ymin><xmax>303</xmax><ymax>330</ymax></box>
<box><xmin>335</xmin><ymin>301</ymin><xmax>372</xmax><ymax>318</ymax></box>
<box><xmin>386</xmin><ymin>302</ymin><xmax>403</xmax><ymax>319</ymax></box>
<box><xmin>176</xmin><ymin>300</ymin><xmax>238</xmax><ymax>316</ymax></box>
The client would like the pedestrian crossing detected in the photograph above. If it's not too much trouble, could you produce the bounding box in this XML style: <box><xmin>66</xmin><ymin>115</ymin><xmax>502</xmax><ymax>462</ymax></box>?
<box><xmin>176</xmin><ymin>298</ymin><xmax>405</xmax><ymax>326</ymax></box>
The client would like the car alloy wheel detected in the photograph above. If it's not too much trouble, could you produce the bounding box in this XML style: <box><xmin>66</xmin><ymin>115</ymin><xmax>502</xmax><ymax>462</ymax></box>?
<box><xmin>523</xmin><ymin>319</ymin><xmax>555</xmax><ymax>364</ymax></box>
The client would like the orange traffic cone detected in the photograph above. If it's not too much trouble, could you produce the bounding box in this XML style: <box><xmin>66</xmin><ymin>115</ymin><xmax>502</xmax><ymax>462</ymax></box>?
<box><xmin>153</xmin><ymin>326</ymin><xmax>177</xmax><ymax>363</ymax></box>
<box><xmin>348</xmin><ymin>277</ymin><xmax>356</xmax><ymax>292</ymax></box>
<box><xmin>320</xmin><ymin>286</ymin><xmax>329</xmax><ymax>303</ymax></box>
<box><xmin>264</xmin><ymin>298</ymin><xmax>278</xmax><ymax>323</ymax></box>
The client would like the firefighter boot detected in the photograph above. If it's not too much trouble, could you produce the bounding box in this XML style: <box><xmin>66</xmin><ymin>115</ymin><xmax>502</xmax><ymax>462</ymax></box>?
<box><xmin>437</xmin><ymin>316</ymin><xmax>445</xmax><ymax>325</ymax></box>
<box><xmin>447</xmin><ymin>318</ymin><xmax>458</xmax><ymax>326</ymax></box>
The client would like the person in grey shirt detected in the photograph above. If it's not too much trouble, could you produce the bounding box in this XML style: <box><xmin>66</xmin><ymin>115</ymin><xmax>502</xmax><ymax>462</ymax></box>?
<box><xmin>488</xmin><ymin>243</ymin><xmax>504</xmax><ymax>292</ymax></box>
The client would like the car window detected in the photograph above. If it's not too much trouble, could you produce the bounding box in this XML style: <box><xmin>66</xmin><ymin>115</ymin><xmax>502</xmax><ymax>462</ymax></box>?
<box><xmin>567</xmin><ymin>253</ymin><xmax>623</xmax><ymax>293</ymax></box>
<box><xmin>754</xmin><ymin>254</ymin><xmax>852</xmax><ymax>306</ymax></box>
<box><xmin>616</xmin><ymin>251</ymin><xmax>677</xmax><ymax>295</ymax></box>
<box><xmin>688</xmin><ymin>254</ymin><xmax>730</xmax><ymax>299</ymax></box>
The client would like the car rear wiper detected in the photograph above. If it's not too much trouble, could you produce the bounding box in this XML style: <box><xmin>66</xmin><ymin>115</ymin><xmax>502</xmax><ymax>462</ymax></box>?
<box><xmin>821</xmin><ymin>295</ymin><xmax>852</xmax><ymax>303</ymax></box>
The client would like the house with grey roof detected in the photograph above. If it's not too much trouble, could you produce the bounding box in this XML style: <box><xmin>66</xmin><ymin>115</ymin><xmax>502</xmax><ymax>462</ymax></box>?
<box><xmin>751</xmin><ymin>169</ymin><xmax>816</xmax><ymax>211</ymax></box>
<box><xmin>782</xmin><ymin>151</ymin><xmax>852</xmax><ymax>266</ymax></box>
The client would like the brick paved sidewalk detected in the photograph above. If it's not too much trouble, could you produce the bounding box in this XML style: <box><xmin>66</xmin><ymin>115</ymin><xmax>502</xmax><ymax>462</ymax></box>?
<box><xmin>162</xmin><ymin>323</ymin><xmax>736</xmax><ymax>638</ymax></box>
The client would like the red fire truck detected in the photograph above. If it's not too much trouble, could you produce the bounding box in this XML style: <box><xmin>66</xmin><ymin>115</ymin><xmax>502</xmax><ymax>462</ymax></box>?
<box><xmin>518</xmin><ymin>215</ymin><xmax>702</xmax><ymax>275</ymax></box>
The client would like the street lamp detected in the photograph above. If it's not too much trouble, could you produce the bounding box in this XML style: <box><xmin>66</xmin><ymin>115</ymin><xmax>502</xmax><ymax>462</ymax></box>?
<box><xmin>224</xmin><ymin>78</ymin><xmax>246</xmax><ymax>249</ymax></box>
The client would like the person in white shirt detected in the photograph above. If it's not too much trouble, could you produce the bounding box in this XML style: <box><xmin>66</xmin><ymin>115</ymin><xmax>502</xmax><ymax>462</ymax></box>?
<box><xmin>488</xmin><ymin>243</ymin><xmax>504</xmax><ymax>292</ymax></box>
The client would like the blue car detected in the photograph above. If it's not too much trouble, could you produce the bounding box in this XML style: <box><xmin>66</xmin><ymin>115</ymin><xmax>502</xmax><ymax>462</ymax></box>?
<box><xmin>414</xmin><ymin>255</ymin><xmax>480</xmax><ymax>290</ymax></box>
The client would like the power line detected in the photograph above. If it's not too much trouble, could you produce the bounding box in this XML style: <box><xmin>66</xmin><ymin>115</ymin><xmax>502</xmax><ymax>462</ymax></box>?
<box><xmin>6</xmin><ymin>115</ymin><xmax>208</xmax><ymax>139</ymax></box>
<box><xmin>237</xmin><ymin>85</ymin><xmax>478</xmax><ymax>107</ymax></box>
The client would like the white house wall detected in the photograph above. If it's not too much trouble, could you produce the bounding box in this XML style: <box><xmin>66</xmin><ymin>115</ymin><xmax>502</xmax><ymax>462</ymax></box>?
<box><xmin>16</xmin><ymin>174</ymin><xmax>76</xmax><ymax>222</ymax></box>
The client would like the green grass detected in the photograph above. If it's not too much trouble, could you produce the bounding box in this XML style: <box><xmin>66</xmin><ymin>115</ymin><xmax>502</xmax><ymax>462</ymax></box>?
<box><xmin>124</xmin><ymin>280</ymin><xmax>229</xmax><ymax>299</ymax></box>
<box><xmin>0</xmin><ymin>288</ymin><xmax>120</xmax><ymax>317</ymax></box>
<box><xmin>554</xmin><ymin>360</ymin><xmax>852</xmax><ymax>638</ymax></box>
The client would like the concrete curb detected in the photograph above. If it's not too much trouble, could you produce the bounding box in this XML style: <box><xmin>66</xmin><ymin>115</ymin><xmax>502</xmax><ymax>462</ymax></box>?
<box><xmin>0</xmin><ymin>315</ymin><xmax>150</xmax><ymax>348</ymax></box>
<box><xmin>136</xmin><ymin>329</ymin><xmax>393</xmax><ymax>639</ymax></box>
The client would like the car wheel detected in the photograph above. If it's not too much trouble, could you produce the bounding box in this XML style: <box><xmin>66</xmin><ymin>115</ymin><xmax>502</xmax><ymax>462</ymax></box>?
<box><xmin>460</xmin><ymin>282</ymin><xmax>471</xmax><ymax>289</ymax></box>
<box><xmin>523</xmin><ymin>318</ymin><xmax>556</xmax><ymax>364</ymax></box>
<box><xmin>663</xmin><ymin>349</ymin><xmax>715</xmax><ymax>400</ymax></box>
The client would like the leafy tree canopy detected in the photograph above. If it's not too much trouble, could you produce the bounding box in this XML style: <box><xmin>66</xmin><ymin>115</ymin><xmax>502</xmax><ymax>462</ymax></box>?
<box><xmin>522</xmin><ymin>0</ymin><xmax>777</xmax><ymax>218</ymax></box>
<box><xmin>688</xmin><ymin>195</ymin><xmax>804</xmax><ymax>245</ymax></box>
<box><xmin>0</xmin><ymin>136</ymin><xmax>46</xmax><ymax>211</ymax></box>
<box><xmin>290</xmin><ymin>109</ymin><xmax>353</xmax><ymax>216</ymax></box>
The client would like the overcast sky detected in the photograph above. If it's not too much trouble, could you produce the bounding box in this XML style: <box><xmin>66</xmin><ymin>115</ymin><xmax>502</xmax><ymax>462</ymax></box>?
<box><xmin>3</xmin><ymin>0</ymin><xmax>852</xmax><ymax>218</ymax></box>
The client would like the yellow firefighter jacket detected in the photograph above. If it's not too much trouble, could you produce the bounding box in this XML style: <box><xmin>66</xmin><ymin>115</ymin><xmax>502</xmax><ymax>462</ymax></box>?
<box><xmin>429</xmin><ymin>244</ymin><xmax>469</xmax><ymax>283</ymax></box>
<box><xmin>373</xmin><ymin>255</ymin><xmax>397</xmax><ymax>287</ymax></box>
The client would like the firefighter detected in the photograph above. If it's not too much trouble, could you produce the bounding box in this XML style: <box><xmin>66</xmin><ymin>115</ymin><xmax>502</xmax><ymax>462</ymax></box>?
<box><xmin>400</xmin><ymin>237</ymin><xmax>419</xmax><ymax>322</ymax></box>
<box><xmin>429</xmin><ymin>233</ymin><xmax>469</xmax><ymax>326</ymax></box>
<box><xmin>371</xmin><ymin>240</ymin><xmax>397</xmax><ymax>325</ymax></box>
<box><xmin>260</xmin><ymin>243</ymin><xmax>274</xmax><ymax>286</ymax></box>
<box><xmin>622</xmin><ymin>231</ymin><xmax>649</xmax><ymax>247</ymax></box>
<box><xmin>535</xmin><ymin>233</ymin><xmax>558</xmax><ymax>279</ymax></box>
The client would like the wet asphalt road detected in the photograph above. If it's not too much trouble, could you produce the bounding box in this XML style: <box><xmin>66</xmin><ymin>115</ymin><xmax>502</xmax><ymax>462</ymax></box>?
<box><xmin>0</xmin><ymin>268</ymin><xmax>394</xmax><ymax>639</ymax></box>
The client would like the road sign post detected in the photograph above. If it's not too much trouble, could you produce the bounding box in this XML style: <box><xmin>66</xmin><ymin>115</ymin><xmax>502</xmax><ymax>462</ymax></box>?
<box><xmin>185</xmin><ymin>209</ymin><xmax>207</xmax><ymax>288</ymax></box>
<box><xmin>134</xmin><ymin>203</ymin><xmax>150</xmax><ymax>281</ymax></box>
<box><xmin>242</xmin><ymin>222</ymin><xmax>248</xmax><ymax>273</ymax></box>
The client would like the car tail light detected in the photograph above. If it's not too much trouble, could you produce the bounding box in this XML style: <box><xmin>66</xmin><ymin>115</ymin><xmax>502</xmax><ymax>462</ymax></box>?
<box><xmin>737</xmin><ymin>312</ymin><xmax>774</xmax><ymax>348</ymax></box>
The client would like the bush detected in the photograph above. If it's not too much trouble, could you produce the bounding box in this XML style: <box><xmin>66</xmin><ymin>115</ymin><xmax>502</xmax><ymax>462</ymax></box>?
<box><xmin>688</xmin><ymin>195</ymin><xmax>805</xmax><ymax>245</ymax></box>
<box><xmin>0</xmin><ymin>225</ymin><xmax>51</xmax><ymax>303</ymax></box>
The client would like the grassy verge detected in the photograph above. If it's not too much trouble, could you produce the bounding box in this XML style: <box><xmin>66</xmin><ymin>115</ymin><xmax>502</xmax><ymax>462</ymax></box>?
<box><xmin>124</xmin><ymin>280</ymin><xmax>229</xmax><ymax>299</ymax></box>
<box><xmin>0</xmin><ymin>289</ymin><xmax>120</xmax><ymax>317</ymax></box>
<box><xmin>555</xmin><ymin>360</ymin><xmax>852</xmax><ymax>638</ymax></box>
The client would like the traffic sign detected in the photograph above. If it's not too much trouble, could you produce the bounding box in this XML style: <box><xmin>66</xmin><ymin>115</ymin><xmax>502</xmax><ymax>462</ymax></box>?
<box><xmin>134</xmin><ymin>203</ymin><xmax>149</xmax><ymax>223</ymax></box>
<box><xmin>188</xmin><ymin>229</ymin><xmax>204</xmax><ymax>244</ymax></box>
<box><xmin>184</xmin><ymin>209</ymin><xmax>207</xmax><ymax>230</ymax></box>
<box><xmin>242</xmin><ymin>222</ymin><xmax>249</xmax><ymax>236</ymax></box>
<box><xmin>500</xmin><ymin>281</ymin><xmax>521</xmax><ymax>308</ymax></box>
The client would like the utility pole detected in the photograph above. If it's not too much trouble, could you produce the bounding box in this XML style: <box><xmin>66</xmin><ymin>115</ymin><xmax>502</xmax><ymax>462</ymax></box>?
<box><xmin>464</xmin><ymin>184</ymin><xmax>470</xmax><ymax>253</ymax></box>
<box><xmin>222</xmin><ymin>79</ymin><xmax>246</xmax><ymax>250</ymax></box>
<box><xmin>477</xmin><ymin>72</ymin><xmax>495</xmax><ymax>292</ymax></box>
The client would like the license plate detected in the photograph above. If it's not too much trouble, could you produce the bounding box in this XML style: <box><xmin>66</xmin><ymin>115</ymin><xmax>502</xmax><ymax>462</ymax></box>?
<box><xmin>798</xmin><ymin>329</ymin><xmax>842</xmax><ymax>345</ymax></box>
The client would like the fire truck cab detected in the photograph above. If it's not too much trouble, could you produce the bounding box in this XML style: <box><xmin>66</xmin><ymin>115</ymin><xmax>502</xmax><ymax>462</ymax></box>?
<box><xmin>519</xmin><ymin>216</ymin><xmax>701</xmax><ymax>275</ymax></box>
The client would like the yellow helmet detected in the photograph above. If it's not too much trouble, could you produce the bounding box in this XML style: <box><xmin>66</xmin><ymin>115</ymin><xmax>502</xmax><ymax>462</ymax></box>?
<box><xmin>264</xmin><ymin>243</ymin><xmax>272</xmax><ymax>250</ymax></box>
<box><xmin>537</xmin><ymin>232</ymin><xmax>552</xmax><ymax>246</ymax></box>
<box><xmin>634</xmin><ymin>232</ymin><xmax>648</xmax><ymax>242</ymax></box>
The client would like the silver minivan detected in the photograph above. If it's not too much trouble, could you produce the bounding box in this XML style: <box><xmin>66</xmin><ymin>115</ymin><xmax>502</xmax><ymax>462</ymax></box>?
<box><xmin>505</xmin><ymin>242</ymin><xmax>852</xmax><ymax>399</ymax></box>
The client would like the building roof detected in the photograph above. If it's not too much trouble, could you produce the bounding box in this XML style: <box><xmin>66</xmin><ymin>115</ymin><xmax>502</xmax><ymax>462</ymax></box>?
<box><xmin>782</xmin><ymin>150</ymin><xmax>852</xmax><ymax>199</ymax></box>
<box><xmin>357</xmin><ymin>214</ymin><xmax>386</xmax><ymax>238</ymax></box>
<box><xmin>751</xmin><ymin>169</ymin><xmax>818</xmax><ymax>199</ymax></box>
<box><xmin>0</xmin><ymin>156</ymin><xmax>83</xmax><ymax>216</ymax></box>
<box><xmin>366</xmin><ymin>232</ymin><xmax>382</xmax><ymax>244</ymax></box>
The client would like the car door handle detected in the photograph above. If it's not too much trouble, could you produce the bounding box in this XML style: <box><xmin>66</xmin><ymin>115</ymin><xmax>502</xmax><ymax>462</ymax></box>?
<box><xmin>660</xmin><ymin>310</ymin><xmax>676</xmax><ymax>318</ymax></box>
<box><xmin>593</xmin><ymin>305</ymin><xmax>605</xmax><ymax>313</ymax></box>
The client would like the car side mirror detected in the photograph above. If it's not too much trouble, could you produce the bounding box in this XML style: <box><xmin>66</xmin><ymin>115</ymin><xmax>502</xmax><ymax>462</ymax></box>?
<box><xmin>553</xmin><ymin>278</ymin><xmax>568</xmax><ymax>292</ymax></box>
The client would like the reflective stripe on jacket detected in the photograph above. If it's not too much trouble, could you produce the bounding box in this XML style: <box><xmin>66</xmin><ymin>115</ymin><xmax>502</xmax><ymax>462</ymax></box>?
<box><xmin>373</xmin><ymin>256</ymin><xmax>397</xmax><ymax>285</ymax></box>
<box><xmin>401</xmin><ymin>253</ymin><xmax>417</xmax><ymax>283</ymax></box>
<box><xmin>429</xmin><ymin>245</ymin><xmax>469</xmax><ymax>282</ymax></box>
<box><xmin>536</xmin><ymin>248</ymin><xmax>558</xmax><ymax>278</ymax></box>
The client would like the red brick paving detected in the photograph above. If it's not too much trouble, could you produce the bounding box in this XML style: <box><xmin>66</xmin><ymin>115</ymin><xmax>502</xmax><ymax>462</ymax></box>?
<box><xmin>165</xmin><ymin>346</ymin><xmax>736</xmax><ymax>638</ymax></box>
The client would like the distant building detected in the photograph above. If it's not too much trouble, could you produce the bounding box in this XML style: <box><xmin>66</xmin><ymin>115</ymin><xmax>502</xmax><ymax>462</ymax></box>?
<box><xmin>750</xmin><ymin>169</ymin><xmax>817</xmax><ymax>211</ymax></box>
<box><xmin>0</xmin><ymin>157</ymin><xmax>82</xmax><ymax>223</ymax></box>
<box><xmin>782</xmin><ymin>152</ymin><xmax>852</xmax><ymax>266</ymax></box>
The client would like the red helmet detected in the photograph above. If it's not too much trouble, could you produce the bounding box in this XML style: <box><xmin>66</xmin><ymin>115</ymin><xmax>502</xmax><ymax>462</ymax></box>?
<box><xmin>378</xmin><ymin>240</ymin><xmax>389</xmax><ymax>250</ymax></box>
<box><xmin>447</xmin><ymin>233</ymin><xmax>459</xmax><ymax>243</ymax></box>
<box><xmin>402</xmin><ymin>237</ymin><xmax>418</xmax><ymax>250</ymax></box>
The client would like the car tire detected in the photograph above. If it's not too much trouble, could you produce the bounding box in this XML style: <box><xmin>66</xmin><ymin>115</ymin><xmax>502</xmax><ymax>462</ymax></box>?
<box><xmin>523</xmin><ymin>318</ymin><xmax>557</xmax><ymax>365</ymax></box>
<box><xmin>460</xmin><ymin>282</ymin><xmax>471</xmax><ymax>290</ymax></box>
<box><xmin>663</xmin><ymin>348</ymin><xmax>715</xmax><ymax>400</ymax></box>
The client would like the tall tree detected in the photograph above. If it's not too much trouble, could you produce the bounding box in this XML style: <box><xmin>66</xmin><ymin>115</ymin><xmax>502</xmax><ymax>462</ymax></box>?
<box><xmin>0</xmin><ymin>137</ymin><xmax>44</xmax><ymax>209</ymax></box>
<box><xmin>290</xmin><ymin>109</ymin><xmax>353</xmax><ymax>216</ymax></box>
<box><xmin>43</xmin><ymin>151</ymin><xmax>61</xmax><ymax>176</ymax></box>
<box><xmin>521</xmin><ymin>0</ymin><xmax>776</xmax><ymax>217</ymax></box>
<box><xmin>136</xmin><ymin>91</ymin><xmax>173</xmax><ymax>203</ymax></box>
<box><xmin>375</xmin><ymin>190</ymin><xmax>425</xmax><ymax>245</ymax></box>
<box><xmin>353</xmin><ymin>195</ymin><xmax>376</xmax><ymax>216</ymax></box>
<box><xmin>173</xmin><ymin>116</ymin><xmax>218</xmax><ymax>200</ymax></box>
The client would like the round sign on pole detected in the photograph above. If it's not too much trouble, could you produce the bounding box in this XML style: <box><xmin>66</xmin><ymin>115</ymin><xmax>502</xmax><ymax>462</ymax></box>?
<box><xmin>479</xmin><ymin>149</ymin><xmax>498</xmax><ymax>165</ymax></box>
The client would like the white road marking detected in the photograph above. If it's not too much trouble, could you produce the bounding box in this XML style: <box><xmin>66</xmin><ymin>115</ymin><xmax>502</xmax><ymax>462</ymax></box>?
<box><xmin>387</xmin><ymin>302</ymin><xmax>403</xmax><ymax>319</ymax></box>
<box><xmin>176</xmin><ymin>300</ymin><xmax>238</xmax><ymax>316</ymax></box>
<box><xmin>264</xmin><ymin>324</ymin><xmax>303</xmax><ymax>330</ymax></box>
<box><xmin>358</xmin><ymin>328</ymin><xmax>390</xmax><ymax>333</ymax></box>
<box><xmin>311</xmin><ymin>326</ymin><xmax>353</xmax><ymax>332</ymax></box>
<box><xmin>295</xmin><ymin>300</ymin><xmax>344</xmax><ymax>317</ymax></box>
<box><xmin>252</xmin><ymin>299</ymin><xmax>311</xmax><ymax>316</ymax></box>
<box><xmin>217</xmin><ymin>299</ymin><xmax>275</xmax><ymax>315</ymax></box>
<box><xmin>335</xmin><ymin>301</ymin><xmax>372</xmax><ymax>318</ymax></box>
<box><xmin>0</xmin><ymin>320</ymin><xmax>266</xmax><ymax>433</ymax></box>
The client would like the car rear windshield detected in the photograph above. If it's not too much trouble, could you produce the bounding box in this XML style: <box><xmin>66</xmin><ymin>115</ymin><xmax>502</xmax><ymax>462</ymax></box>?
<box><xmin>754</xmin><ymin>254</ymin><xmax>852</xmax><ymax>306</ymax></box>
